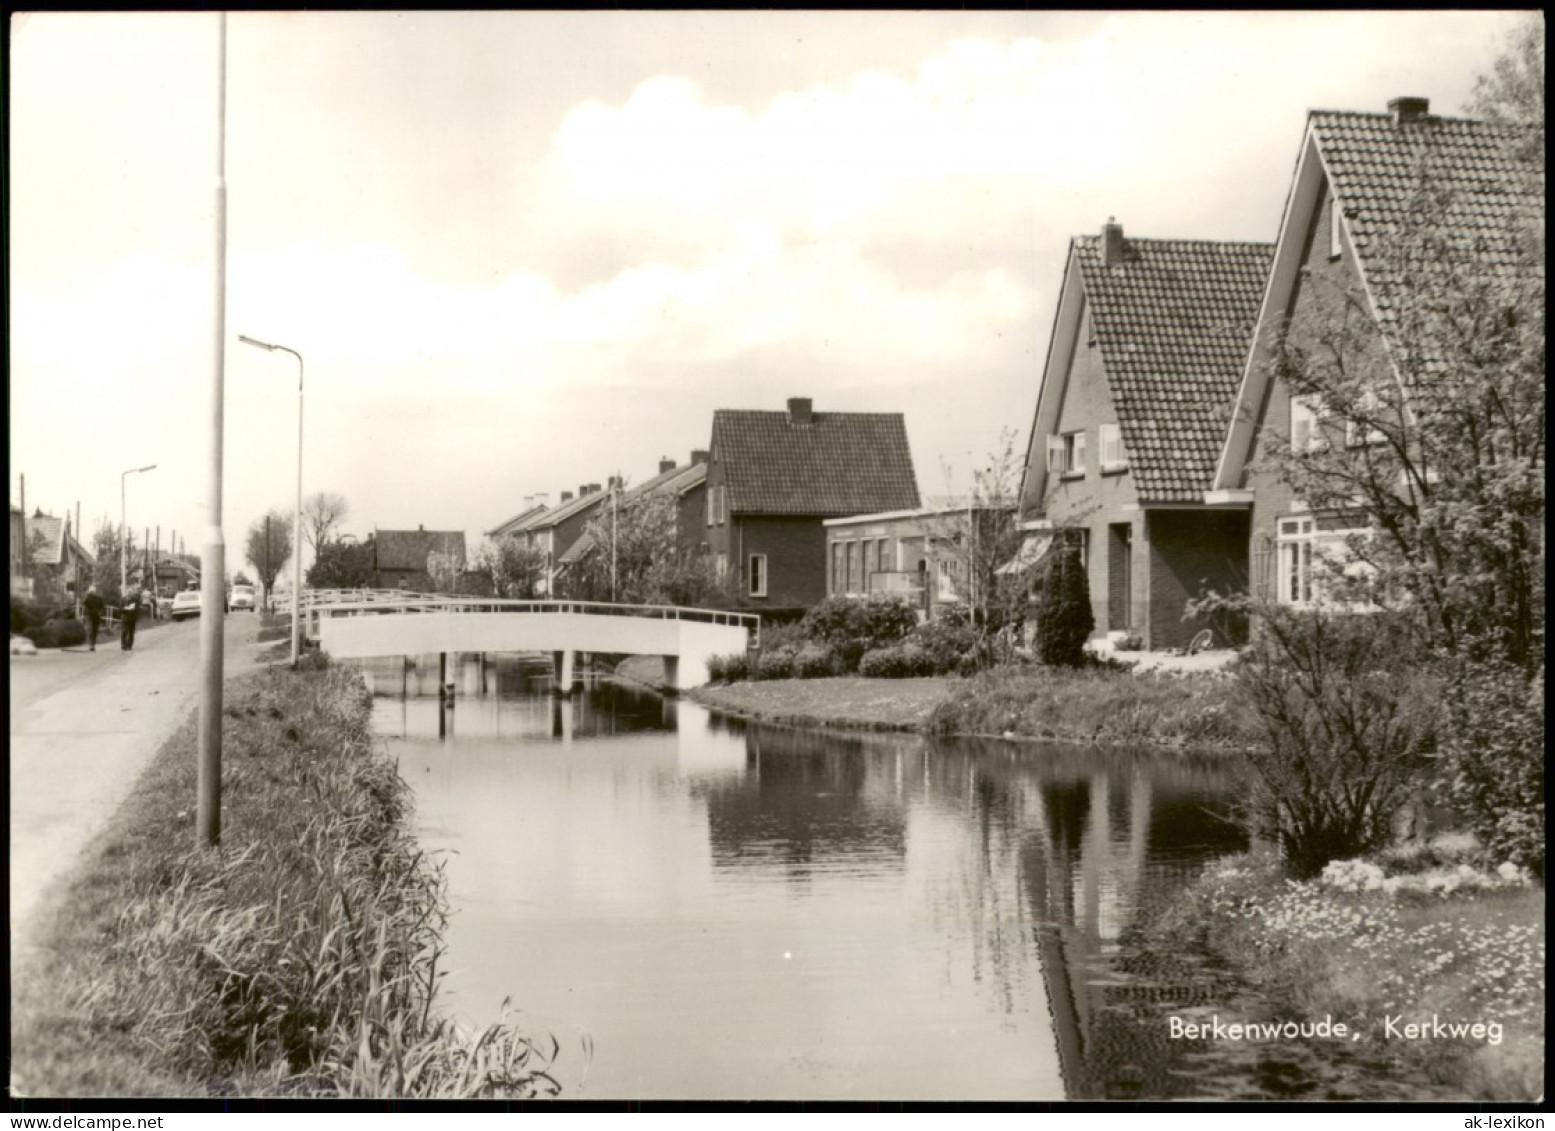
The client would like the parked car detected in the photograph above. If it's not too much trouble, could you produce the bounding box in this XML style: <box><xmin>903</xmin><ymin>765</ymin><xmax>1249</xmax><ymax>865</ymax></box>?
<box><xmin>171</xmin><ymin>589</ymin><xmax>203</xmax><ymax>621</ymax></box>
<box><xmin>230</xmin><ymin>583</ymin><xmax>255</xmax><ymax>612</ymax></box>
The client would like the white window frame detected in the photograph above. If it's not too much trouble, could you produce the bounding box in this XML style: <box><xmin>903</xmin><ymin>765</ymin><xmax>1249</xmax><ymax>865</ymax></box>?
<box><xmin>1098</xmin><ymin>423</ymin><xmax>1126</xmax><ymax>471</ymax></box>
<box><xmin>716</xmin><ymin>485</ymin><xmax>727</xmax><ymax>525</ymax></box>
<box><xmin>715</xmin><ymin>552</ymin><xmax>728</xmax><ymax>581</ymax></box>
<box><xmin>1276</xmin><ymin>514</ymin><xmax>1377</xmax><ymax>609</ymax></box>
<box><xmin>1290</xmin><ymin>395</ymin><xmax>1324</xmax><ymax>453</ymax></box>
<box><xmin>1046</xmin><ymin>430</ymin><xmax>1086</xmax><ymax>475</ymax></box>
<box><xmin>749</xmin><ymin>553</ymin><xmax>767</xmax><ymax>598</ymax></box>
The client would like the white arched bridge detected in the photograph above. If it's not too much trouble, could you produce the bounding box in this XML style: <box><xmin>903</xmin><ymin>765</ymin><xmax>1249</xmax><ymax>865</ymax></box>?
<box><xmin>292</xmin><ymin>590</ymin><xmax>759</xmax><ymax>693</ymax></box>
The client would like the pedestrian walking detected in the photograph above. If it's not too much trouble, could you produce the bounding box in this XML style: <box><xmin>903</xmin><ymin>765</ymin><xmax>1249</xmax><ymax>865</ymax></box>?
<box><xmin>82</xmin><ymin>584</ymin><xmax>106</xmax><ymax>651</ymax></box>
<box><xmin>120</xmin><ymin>584</ymin><xmax>141</xmax><ymax>651</ymax></box>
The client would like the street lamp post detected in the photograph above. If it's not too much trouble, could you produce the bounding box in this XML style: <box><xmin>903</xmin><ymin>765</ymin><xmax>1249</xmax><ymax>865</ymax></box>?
<box><xmin>239</xmin><ymin>334</ymin><xmax>303</xmax><ymax>667</ymax></box>
<box><xmin>121</xmin><ymin>464</ymin><xmax>157</xmax><ymax>595</ymax></box>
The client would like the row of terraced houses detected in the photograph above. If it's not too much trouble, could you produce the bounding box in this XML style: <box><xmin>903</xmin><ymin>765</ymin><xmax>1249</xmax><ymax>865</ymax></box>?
<box><xmin>374</xmin><ymin>96</ymin><xmax>1538</xmax><ymax>646</ymax></box>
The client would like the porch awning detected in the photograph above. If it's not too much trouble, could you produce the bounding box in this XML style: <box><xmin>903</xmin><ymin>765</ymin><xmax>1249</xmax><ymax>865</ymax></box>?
<box><xmin>995</xmin><ymin>531</ymin><xmax>1054</xmax><ymax>576</ymax></box>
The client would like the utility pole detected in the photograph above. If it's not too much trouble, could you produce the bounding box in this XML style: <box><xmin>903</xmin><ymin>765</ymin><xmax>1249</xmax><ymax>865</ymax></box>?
<box><xmin>197</xmin><ymin>11</ymin><xmax>228</xmax><ymax>847</ymax></box>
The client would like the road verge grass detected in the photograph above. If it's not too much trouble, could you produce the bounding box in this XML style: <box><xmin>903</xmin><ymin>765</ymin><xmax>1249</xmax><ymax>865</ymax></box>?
<box><xmin>11</xmin><ymin>658</ymin><xmax>562</xmax><ymax>1098</ymax></box>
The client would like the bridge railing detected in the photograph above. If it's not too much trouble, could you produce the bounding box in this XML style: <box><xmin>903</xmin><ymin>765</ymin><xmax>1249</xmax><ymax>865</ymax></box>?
<box><xmin>298</xmin><ymin>589</ymin><xmax>761</xmax><ymax>646</ymax></box>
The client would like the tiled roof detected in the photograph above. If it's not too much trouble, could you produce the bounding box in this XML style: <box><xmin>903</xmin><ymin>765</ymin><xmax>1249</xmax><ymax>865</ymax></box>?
<box><xmin>488</xmin><ymin>504</ymin><xmax>548</xmax><ymax>538</ymax></box>
<box><xmin>711</xmin><ymin>409</ymin><xmax>920</xmax><ymax>516</ymax></box>
<box><xmin>662</xmin><ymin>462</ymin><xmax>707</xmax><ymax>496</ymax></box>
<box><xmin>1311</xmin><ymin>109</ymin><xmax>1543</xmax><ymax>335</ymax></box>
<box><xmin>1074</xmin><ymin>236</ymin><xmax>1273</xmax><ymax>501</ymax></box>
<box><xmin>374</xmin><ymin>529</ymin><xmax>467</xmax><ymax>572</ymax></box>
<box><xmin>624</xmin><ymin>461</ymin><xmax>707</xmax><ymax>501</ymax></box>
<box><xmin>528</xmin><ymin>489</ymin><xmax>609</xmax><ymax>530</ymax></box>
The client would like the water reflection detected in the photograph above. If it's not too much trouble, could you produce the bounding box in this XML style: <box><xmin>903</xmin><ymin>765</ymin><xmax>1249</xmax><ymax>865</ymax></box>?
<box><xmin>365</xmin><ymin>655</ymin><xmax>1244</xmax><ymax>1101</ymax></box>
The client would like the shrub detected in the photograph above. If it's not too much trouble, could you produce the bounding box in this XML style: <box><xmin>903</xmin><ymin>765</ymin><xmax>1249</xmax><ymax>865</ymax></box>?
<box><xmin>23</xmin><ymin>619</ymin><xmax>86</xmax><ymax>648</ymax></box>
<box><xmin>794</xmin><ymin>644</ymin><xmax>839</xmax><ymax>679</ymax></box>
<box><xmin>757</xmin><ymin>621</ymin><xmax>808</xmax><ymax>653</ymax></box>
<box><xmin>906</xmin><ymin>618</ymin><xmax>977</xmax><ymax>675</ymax></box>
<box><xmin>1235</xmin><ymin>606</ymin><xmax>1435</xmax><ymax>879</ymax></box>
<box><xmin>706</xmin><ymin>651</ymin><xmax>749</xmax><ymax>683</ymax></box>
<box><xmin>11</xmin><ymin>597</ymin><xmax>53</xmax><ymax>635</ymax></box>
<box><xmin>800</xmin><ymin>596</ymin><xmax>919</xmax><ymax>673</ymax></box>
<box><xmin>753</xmin><ymin>647</ymin><xmax>795</xmax><ymax>681</ymax></box>
<box><xmin>859</xmin><ymin>643</ymin><xmax>936</xmax><ymax>679</ymax></box>
<box><xmin>1032</xmin><ymin>545</ymin><xmax>1093</xmax><ymax>667</ymax></box>
<box><xmin>1438</xmin><ymin>661</ymin><xmax>1544</xmax><ymax>879</ymax></box>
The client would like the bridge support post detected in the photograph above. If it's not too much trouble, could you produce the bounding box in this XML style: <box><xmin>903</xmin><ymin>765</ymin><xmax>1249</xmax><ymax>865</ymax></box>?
<box><xmin>439</xmin><ymin>652</ymin><xmax>447</xmax><ymax>701</ymax></box>
<box><xmin>661</xmin><ymin>655</ymin><xmax>680</xmax><ymax>691</ymax></box>
<box><xmin>552</xmin><ymin>650</ymin><xmax>576</xmax><ymax>697</ymax></box>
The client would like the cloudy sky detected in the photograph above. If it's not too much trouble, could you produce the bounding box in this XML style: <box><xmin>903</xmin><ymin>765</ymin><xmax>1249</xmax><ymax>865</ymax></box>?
<box><xmin>9</xmin><ymin>10</ymin><xmax>1525</xmax><ymax>577</ymax></box>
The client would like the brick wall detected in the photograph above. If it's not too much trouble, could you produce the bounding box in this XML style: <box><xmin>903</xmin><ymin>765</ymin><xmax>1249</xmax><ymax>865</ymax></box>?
<box><xmin>735</xmin><ymin>516</ymin><xmax>830</xmax><ymax>609</ymax></box>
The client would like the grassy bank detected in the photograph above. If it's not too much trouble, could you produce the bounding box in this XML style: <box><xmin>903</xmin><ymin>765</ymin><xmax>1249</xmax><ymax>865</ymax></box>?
<box><xmin>690</xmin><ymin>675</ymin><xmax>955</xmax><ymax>731</ymax></box>
<box><xmin>926</xmin><ymin>664</ymin><xmax>1256</xmax><ymax>748</ymax></box>
<box><xmin>11</xmin><ymin>659</ymin><xmax>562</xmax><ymax>1099</ymax></box>
<box><xmin>672</xmin><ymin>661</ymin><xmax>1257</xmax><ymax>749</ymax></box>
<box><xmin>1146</xmin><ymin>851</ymin><xmax>1544</xmax><ymax>1100</ymax></box>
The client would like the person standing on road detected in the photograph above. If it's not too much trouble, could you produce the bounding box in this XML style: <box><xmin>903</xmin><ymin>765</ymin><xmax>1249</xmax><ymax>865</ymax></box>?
<box><xmin>120</xmin><ymin>584</ymin><xmax>141</xmax><ymax>651</ymax></box>
<box><xmin>83</xmin><ymin>584</ymin><xmax>106</xmax><ymax>651</ymax></box>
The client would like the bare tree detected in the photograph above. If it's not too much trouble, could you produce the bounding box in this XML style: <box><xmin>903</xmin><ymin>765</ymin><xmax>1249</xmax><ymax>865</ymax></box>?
<box><xmin>934</xmin><ymin>428</ymin><xmax>1029</xmax><ymax>643</ymax></box>
<box><xmin>246</xmin><ymin>510</ymin><xmax>294</xmax><ymax>610</ymax></box>
<box><xmin>300</xmin><ymin>491</ymin><xmax>350</xmax><ymax>555</ymax></box>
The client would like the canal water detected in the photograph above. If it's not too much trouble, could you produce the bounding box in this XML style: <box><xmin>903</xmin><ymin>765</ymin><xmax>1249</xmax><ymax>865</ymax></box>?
<box><xmin>366</xmin><ymin>655</ymin><xmax>1248</xmax><ymax>1101</ymax></box>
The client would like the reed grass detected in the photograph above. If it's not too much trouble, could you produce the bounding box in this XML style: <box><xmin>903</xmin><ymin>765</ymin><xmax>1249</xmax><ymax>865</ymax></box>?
<box><xmin>11</xmin><ymin>661</ymin><xmax>565</xmax><ymax>1098</ymax></box>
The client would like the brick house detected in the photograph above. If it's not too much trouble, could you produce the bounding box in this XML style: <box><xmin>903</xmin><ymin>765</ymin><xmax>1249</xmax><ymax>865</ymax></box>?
<box><xmin>706</xmin><ymin>398</ymin><xmax>920</xmax><ymax>613</ymax></box>
<box><xmin>1207</xmin><ymin>98</ymin><xmax>1543</xmax><ymax>608</ymax></box>
<box><xmin>373</xmin><ymin>527</ymin><xmax>467</xmax><ymax>591</ymax></box>
<box><xmin>520</xmin><ymin>484</ymin><xmax>610</xmax><ymax>595</ymax></box>
<box><xmin>1016</xmin><ymin>223</ymin><xmax>1273</xmax><ymax>650</ymax></box>
<box><xmin>554</xmin><ymin>453</ymin><xmax>712</xmax><ymax>581</ymax></box>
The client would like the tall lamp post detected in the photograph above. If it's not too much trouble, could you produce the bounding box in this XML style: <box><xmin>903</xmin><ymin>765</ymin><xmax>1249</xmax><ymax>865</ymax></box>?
<box><xmin>238</xmin><ymin>334</ymin><xmax>303</xmax><ymax>667</ymax></box>
<box><xmin>121</xmin><ymin>464</ymin><xmax>157</xmax><ymax>594</ymax></box>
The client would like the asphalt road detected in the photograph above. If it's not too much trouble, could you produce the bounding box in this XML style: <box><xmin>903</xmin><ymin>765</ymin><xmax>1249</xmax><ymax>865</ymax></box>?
<box><xmin>9</xmin><ymin>611</ymin><xmax>265</xmax><ymax>956</ymax></box>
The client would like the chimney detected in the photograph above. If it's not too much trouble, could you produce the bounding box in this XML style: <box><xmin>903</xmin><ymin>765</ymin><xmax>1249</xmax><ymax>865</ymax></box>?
<box><xmin>691</xmin><ymin>449</ymin><xmax>710</xmax><ymax>466</ymax></box>
<box><xmin>560</xmin><ymin>491</ymin><xmax>573</xmax><ymax>504</ymax></box>
<box><xmin>659</xmin><ymin>456</ymin><xmax>676</xmax><ymax>475</ymax></box>
<box><xmin>579</xmin><ymin>485</ymin><xmax>590</xmax><ymax>499</ymax></box>
<box><xmin>1102</xmin><ymin>217</ymin><xmax>1125</xmax><ymax>267</ymax></box>
<box><xmin>418</xmin><ymin>524</ymin><xmax>424</xmax><ymax>532</ymax></box>
<box><xmin>607</xmin><ymin>475</ymin><xmax>623</xmax><ymax>491</ymax></box>
<box><xmin>787</xmin><ymin>397</ymin><xmax>813</xmax><ymax>425</ymax></box>
<box><xmin>1388</xmin><ymin>96</ymin><xmax>1430</xmax><ymax>125</ymax></box>
<box><xmin>587</xmin><ymin>482</ymin><xmax>602</xmax><ymax>495</ymax></box>
<box><xmin>534</xmin><ymin>492</ymin><xmax>549</xmax><ymax>508</ymax></box>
